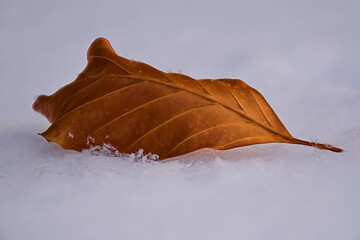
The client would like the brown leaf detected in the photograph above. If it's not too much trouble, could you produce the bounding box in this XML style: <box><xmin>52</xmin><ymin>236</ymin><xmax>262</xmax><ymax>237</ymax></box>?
<box><xmin>33</xmin><ymin>37</ymin><xmax>343</xmax><ymax>160</ymax></box>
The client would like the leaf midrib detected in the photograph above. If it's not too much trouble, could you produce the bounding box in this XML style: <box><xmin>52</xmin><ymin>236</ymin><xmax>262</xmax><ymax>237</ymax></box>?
<box><xmin>90</xmin><ymin>55</ymin><xmax>294</xmax><ymax>143</ymax></box>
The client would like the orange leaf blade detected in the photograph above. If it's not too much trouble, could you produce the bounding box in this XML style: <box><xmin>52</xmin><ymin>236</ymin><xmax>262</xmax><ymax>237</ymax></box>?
<box><xmin>33</xmin><ymin>38</ymin><xmax>343</xmax><ymax>159</ymax></box>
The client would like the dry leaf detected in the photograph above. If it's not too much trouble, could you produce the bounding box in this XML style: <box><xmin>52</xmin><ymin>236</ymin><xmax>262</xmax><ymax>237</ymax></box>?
<box><xmin>33</xmin><ymin>38</ymin><xmax>343</xmax><ymax>160</ymax></box>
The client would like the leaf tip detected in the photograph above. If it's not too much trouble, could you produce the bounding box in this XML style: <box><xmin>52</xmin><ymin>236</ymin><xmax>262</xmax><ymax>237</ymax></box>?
<box><xmin>87</xmin><ymin>37</ymin><xmax>116</xmax><ymax>61</ymax></box>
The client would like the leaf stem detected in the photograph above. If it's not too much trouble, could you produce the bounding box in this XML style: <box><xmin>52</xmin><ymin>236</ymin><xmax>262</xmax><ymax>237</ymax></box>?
<box><xmin>293</xmin><ymin>138</ymin><xmax>344</xmax><ymax>152</ymax></box>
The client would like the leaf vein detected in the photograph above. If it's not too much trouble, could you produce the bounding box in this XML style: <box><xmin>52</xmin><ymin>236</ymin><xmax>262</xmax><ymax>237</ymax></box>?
<box><xmin>88</xmin><ymin>90</ymin><xmax>184</xmax><ymax>139</ymax></box>
<box><xmin>218</xmin><ymin>81</ymin><xmax>245</xmax><ymax>112</ymax></box>
<box><xmin>127</xmin><ymin>103</ymin><xmax>217</xmax><ymax>150</ymax></box>
<box><xmin>55</xmin><ymin>80</ymin><xmax>143</xmax><ymax>122</ymax></box>
<box><xmin>165</xmin><ymin>122</ymin><xmax>245</xmax><ymax>158</ymax></box>
<box><xmin>248</xmin><ymin>89</ymin><xmax>273</xmax><ymax>128</ymax></box>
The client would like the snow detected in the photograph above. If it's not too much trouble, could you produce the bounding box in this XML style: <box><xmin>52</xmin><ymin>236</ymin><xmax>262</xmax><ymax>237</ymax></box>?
<box><xmin>82</xmin><ymin>144</ymin><xmax>159</xmax><ymax>161</ymax></box>
<box><xmin>1</xmin><ymin>0</ymin><xmax>360</xmax><ymax>240</ymax></box>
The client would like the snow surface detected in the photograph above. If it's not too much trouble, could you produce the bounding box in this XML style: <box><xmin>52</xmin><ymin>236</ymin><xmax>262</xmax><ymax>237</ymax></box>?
<box><xmin>1</xmin><ymin>0</ymin><xmax>360</xmax><ymax>239</ymax></box>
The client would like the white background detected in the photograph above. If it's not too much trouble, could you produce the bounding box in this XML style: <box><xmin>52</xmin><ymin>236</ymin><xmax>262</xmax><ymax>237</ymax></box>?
<box><xmin>1</xmin><ymin>0</ymin><xmax>359</xmax><ymax>239</ymax></box>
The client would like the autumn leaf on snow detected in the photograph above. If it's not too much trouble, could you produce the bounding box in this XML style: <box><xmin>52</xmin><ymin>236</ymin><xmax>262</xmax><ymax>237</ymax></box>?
<box><xmin>33</xmin><ymin>38</ymin><xmax>343</xmax><ymax>160</ymax></box>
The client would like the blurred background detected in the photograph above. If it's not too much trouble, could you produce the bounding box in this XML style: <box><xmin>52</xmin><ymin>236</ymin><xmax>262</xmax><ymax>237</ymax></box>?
<box><xmin>1</xmin><ymin>0</ymin><xmax>359</xmax><ymax>138</ymax></box>
<box><xmin>1</xmin><ymin>1</ymin><xmax>359</xmax><ymax>240</ymax></box>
